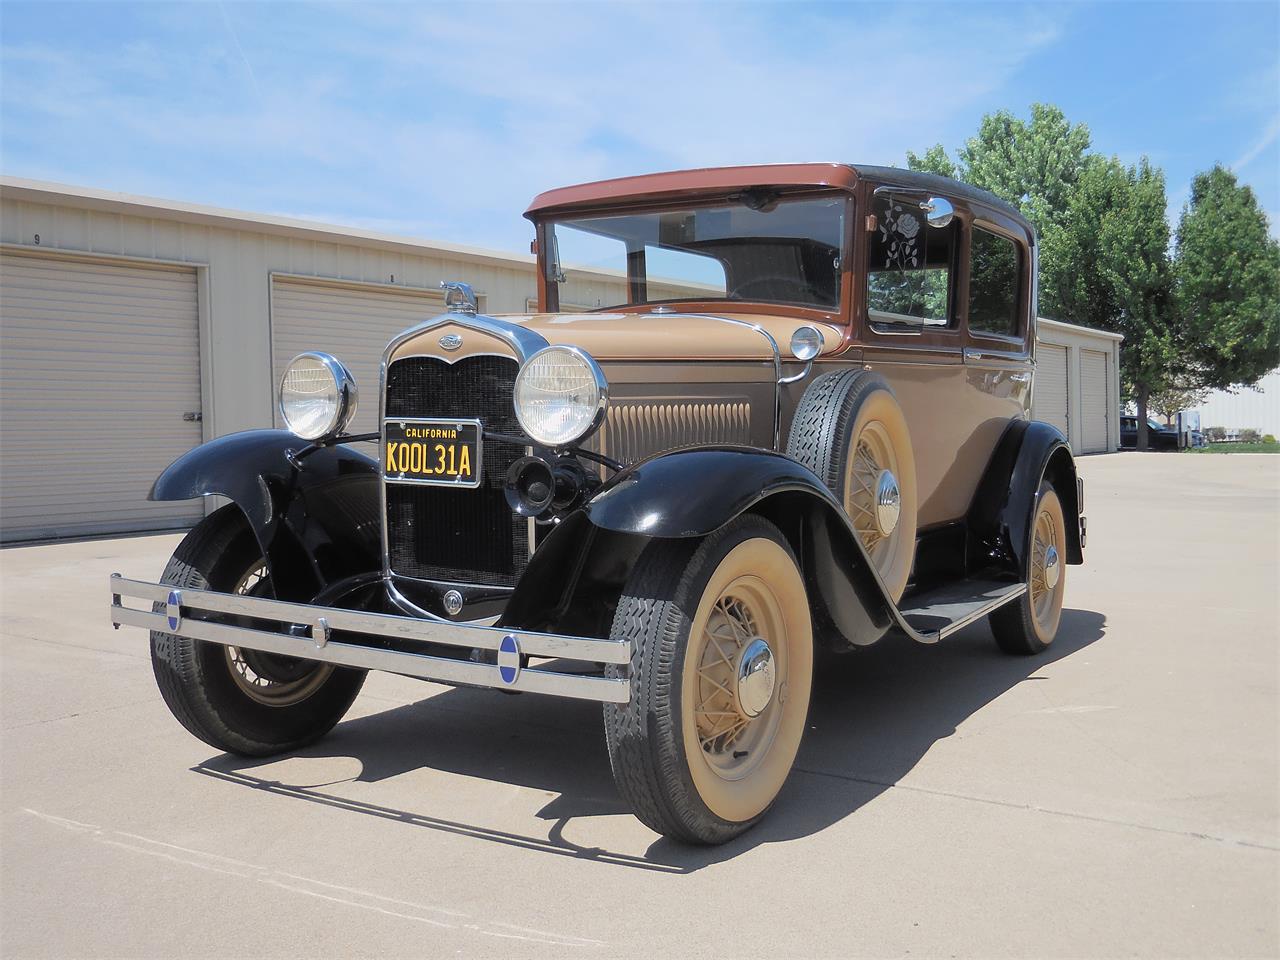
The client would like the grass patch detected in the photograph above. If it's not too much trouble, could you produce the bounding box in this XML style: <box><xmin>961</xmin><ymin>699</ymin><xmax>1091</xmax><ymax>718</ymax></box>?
<box><xmin>1187</xmin><ymin>441</ymin><xmax>1280</xmax><ymax>454</ymax></box>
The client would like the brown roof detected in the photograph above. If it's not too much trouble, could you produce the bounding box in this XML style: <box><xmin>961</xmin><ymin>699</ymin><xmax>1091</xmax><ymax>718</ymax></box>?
<box><xmin>524</xmin><ymin>162</ymin><xmax>1031</xmax><ymax>235</ymax></box>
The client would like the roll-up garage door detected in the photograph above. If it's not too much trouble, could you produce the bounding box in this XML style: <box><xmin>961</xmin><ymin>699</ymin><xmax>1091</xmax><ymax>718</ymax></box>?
<box><xmin>1033</xmin><ymin>342</ymin><xmax>1070</xmax><ymax>440</ymax></box>
<box><xmin>1080</xmin><ymin>349</ymin><xmax>1110</xmax><ymax>453</ymax></box>
<box><xmin>0</xmin><ymin>250</ymin><xmax>203</xmax><ymax>541</ymax></box>
<box><xmin>271</xmin><ymin>277</ymin><xmax>445</xmax><ymax>435</ymax></box>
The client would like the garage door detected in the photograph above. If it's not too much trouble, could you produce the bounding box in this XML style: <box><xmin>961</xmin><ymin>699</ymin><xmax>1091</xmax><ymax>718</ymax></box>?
<box><xmin>271</xmin><ymin>277</ymin><xmax>445</xmax><ymax>434</ymax></box>
<box><xmin>1034</xmin><ymin>342</ymin><xmax>1070</xmax><ymax>440</ymax></box>
<box><xmin>1080</xmin><ymin>349</ymin><xmax>1110</xmax><ymax>453</ymax></box>
<box><xmin>0</xmin><ymin>251</ymin><xmax>203</xmax><ymax>542</ymax></box>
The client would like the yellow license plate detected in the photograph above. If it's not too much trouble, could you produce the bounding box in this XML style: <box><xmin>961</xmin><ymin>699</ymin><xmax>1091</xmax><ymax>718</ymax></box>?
<box><xmin>383</xmin><ymin>418</ymin><xmax>482</xmax><ymax>487</ymax></box>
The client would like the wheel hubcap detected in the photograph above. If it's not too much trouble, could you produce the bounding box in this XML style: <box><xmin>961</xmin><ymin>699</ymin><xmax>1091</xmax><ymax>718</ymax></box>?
<box><xmin>1043</xmin><ymin>544</ymin><xmax>1060</xmax><ymax>590</ymax></box>
<box><xmin>735</xmin><ymin>637</ymin><xmax>776</xmax><ymax>718</ymax></box>
<box><xmin>875</xmin><ymin>469</ymin><xmax>901</xmax><ymax>537</ymax></box>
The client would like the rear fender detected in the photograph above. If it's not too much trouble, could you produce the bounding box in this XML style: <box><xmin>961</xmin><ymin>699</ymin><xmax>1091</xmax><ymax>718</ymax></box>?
<box><xmin>149</xmin><ymin>430</ymin><xmax>382</xmax><ymax>600</ymax></box>
<box><xmin>967</xmin><ymin>419</ymin><xmax>1083</xmax><ymax>574</ymax></box>
<box><xmin>503</xmin><ymin>447</ymin><xmax>896</xmax><ymax>647</ymax></box>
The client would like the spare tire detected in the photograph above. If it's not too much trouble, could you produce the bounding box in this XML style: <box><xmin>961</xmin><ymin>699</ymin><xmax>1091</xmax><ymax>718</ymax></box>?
<box><xmin>786</xmin><ymin>370</ymin><xmax>918</xmax><ymax>601</ymax></box>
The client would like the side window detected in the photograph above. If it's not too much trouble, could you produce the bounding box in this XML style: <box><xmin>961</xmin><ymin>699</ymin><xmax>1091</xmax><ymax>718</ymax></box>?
<box><xmin>866</xmin><ymin>195</ymin><xmax>957</xmax><ymax>330</ymax></box>
<box><xmin>968</xmin><ymin>226</ymin><xmax>1021</xmax><ymax>337</ymax></box>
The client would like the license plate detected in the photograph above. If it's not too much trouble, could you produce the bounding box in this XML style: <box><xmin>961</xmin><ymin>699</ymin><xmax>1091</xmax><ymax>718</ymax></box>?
<box><xmin>383</xmin><ymin>418</ymin><xmax>482</xmax><ymax>487</ymax></box>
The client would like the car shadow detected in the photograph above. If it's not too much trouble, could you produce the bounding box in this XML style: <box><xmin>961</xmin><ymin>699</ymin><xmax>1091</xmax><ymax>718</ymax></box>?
<box><xmin>193</xmin><ymin>607</ymin><xmax>1106</xmax><ymax>873</ymax></box>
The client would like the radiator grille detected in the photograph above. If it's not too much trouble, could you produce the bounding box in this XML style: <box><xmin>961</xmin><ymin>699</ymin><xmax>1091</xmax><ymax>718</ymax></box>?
<box><xmin>383</xmin><ymin>355</ymin><xmax>528</xmax><ymax>586</ymax></box>
<box><xmin>591</xmin><ymin>400</ymin><xmax>752</xmax><ymax>465</ymax></box>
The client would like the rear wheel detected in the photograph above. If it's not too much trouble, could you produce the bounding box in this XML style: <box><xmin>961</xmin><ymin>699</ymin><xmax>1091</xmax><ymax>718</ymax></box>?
<box><xmin>990</xmin><ymin>482</ymin><xmax>1068</xmax><ymax>655</ymax></box>
<box><xmin>149</xmin><ymin>505</ymin><xmax>366</xmax><ymax>756</ymax></box>
<box><xmin>604</xmin><ymin>515</ymin><xmax>813</xmax><ymax>844</ymax></box>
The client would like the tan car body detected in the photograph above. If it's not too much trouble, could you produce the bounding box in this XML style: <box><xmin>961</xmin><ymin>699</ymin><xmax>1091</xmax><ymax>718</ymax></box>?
<box><xmin>393</xmin><ymin>163</ymin><xmax>1036</xmax><ymax>530</ymax></box>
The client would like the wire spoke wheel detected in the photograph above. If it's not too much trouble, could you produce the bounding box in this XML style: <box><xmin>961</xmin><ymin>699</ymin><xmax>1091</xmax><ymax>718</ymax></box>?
<box><xmin>990</xmin><ymin>483</ymin><xmax>1069</xmax><ymax>656</ymax></box>
<box><xmin>691</xmin><ymin>583</ymin><xmax>785</xmax><ymax>780</ymax></box>
<box><xmin>1028</xmin><ymin>497</ymin><xmax>1066</xmax><ymax>634</ymax></box>
<box><xmin>603</xmin><ymin>515</ymin><xmax>813</xmax><ymax>843</ymax></box>
<box><xmin>223</xmin><ymin>561</ymin><xmax>333</xmax><ymax>707</ymax></box>
<box><xmin>677</xmin><ymin>532</ymin><xmax>814</xmax><ymax>827</ymax></box>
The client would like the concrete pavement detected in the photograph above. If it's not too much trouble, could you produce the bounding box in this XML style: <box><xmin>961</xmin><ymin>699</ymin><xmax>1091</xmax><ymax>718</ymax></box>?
<box><xmin>2</xmin><ymin>452</ymin><xmax>1276</xmax><ymax>958</ymax></box>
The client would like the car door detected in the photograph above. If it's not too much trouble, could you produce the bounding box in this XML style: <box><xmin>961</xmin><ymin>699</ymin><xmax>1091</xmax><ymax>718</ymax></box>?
<box><xmin>859</xmin><ymin>186</ymin><xmax>970</xmax><ymax>528</ymax></box>
<box><xmin>961</xmin><ymin>213</ymin><xmax>1035</xmax><ymax>482</ymax></box>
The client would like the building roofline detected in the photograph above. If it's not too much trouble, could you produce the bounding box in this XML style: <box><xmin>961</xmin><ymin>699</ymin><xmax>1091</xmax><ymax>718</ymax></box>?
<box><xmin>1038</xmin><ymin>316</ymin><xmax>1125</xmax><ymax>341</ymax></box>
<box><xmin>0</xmin><ymin>176</ymin><xmax>535</xmax><ymax>271</ymax></box>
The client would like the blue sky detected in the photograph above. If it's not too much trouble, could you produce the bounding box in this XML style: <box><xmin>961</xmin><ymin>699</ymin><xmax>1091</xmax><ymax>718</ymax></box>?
<box><xmin>2</xmin><ymin>1</ymin><xmax>1277</xmax><ymax>251</ymax></box>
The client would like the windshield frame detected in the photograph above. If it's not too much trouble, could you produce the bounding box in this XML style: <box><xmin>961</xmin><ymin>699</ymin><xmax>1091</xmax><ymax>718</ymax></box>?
<box><xmin>533</xmin><ymin>190</ymin><xmax>855</xmax><ymax>325</ymax></box>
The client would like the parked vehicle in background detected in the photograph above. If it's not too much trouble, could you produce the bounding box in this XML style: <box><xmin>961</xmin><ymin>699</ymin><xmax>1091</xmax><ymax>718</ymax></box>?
<box><xmin>110</xmin><ymin>163</ymin><xmax>1087</xmax><ymax>844</ymax></box>
<box><xmin>1120</xmin><ymin>415</ymin><xmax>1180</xmax><ymax>450</ymax></box>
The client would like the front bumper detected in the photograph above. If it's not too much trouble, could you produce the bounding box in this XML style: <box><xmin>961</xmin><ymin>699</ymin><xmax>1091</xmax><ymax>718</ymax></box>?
<box><xmin>109</xmin><ymin>575</ymin><xmax>630</xmax><ymax>703</ymax></box>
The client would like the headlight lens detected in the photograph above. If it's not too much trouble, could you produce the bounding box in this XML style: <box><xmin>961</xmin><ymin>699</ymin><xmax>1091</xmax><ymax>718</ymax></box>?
<box><xmin>514</xmin><ymin>346</ymin><xmax>608</xmax><ymax>447</ymax></box>
<box><xmin>279</xmin><ymin>352</ymin><xmax>358</xmax><ymax>441</ymax></box>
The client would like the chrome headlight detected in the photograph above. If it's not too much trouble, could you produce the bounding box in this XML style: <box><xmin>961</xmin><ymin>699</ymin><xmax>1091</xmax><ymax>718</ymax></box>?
<box><xmin>514</xmin><ymin>346</ymin><xmax>608</xmax><ymax>447</ymax></box>
<box><xmin>279</xmin><ymin>352</ymin><xmax>358</xmax><ymax>441</ymax></box>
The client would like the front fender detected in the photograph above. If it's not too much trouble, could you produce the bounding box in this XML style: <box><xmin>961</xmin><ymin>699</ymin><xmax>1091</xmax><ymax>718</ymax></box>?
<box><xmin>580</xmin><ymin>446</ymin><xmax>839</xmax><ymax>537</ymax></box>
<box><xmin>505</xmin><ymin>447</ymin><xmax>897</xmax><ymax>647</ymax></box>
<box><xmin>149</xmin><ymin>430</ymin><xmax>382</xmax><ymax>599</ymax></box>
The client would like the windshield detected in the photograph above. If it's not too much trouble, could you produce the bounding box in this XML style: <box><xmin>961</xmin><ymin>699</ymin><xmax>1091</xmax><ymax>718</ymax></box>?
<box><xmin>544</xmin><ymin>194</ymin><xmax>847</xmax><ymax>312</ymax></box>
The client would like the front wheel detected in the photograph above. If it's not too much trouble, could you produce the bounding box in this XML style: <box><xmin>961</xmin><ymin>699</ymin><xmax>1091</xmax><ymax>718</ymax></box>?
<box><xmin>149</xmin><ymin>505</ymin><xmax>366</xmax><ymax>756</ymax></box>
<box><xmin>603</xmin><ymin>515</ymin><xmax>814</xmax><ymax>844</ymax></box>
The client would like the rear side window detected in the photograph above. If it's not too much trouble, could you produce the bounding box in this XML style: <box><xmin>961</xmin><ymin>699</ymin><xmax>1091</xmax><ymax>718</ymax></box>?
<box><xmin>968</xmin><ymin>227</ymin><xmax>1021</xmax><ymax>337</ymax></box>
<box><xmin>866</xmin><ymin>195</ymin><xmax>957</xmax><ymax>330</ymax></box>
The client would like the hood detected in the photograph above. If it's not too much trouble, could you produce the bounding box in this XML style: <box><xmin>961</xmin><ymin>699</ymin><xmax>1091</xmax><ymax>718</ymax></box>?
<box><xmin>389</xmin><ymin>310</ymin><xmax>845</xmax><ymax>365</ymax></box>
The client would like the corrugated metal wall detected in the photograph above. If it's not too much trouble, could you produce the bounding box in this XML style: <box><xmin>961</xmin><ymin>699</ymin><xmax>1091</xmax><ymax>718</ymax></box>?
<box><xmin>1080</xmin><ymin>350</ymin><xmax>1110</xmax><ymax>453</ymax></box>
<box><xmin>0</xmin><ymin>250</ymin><xmax>203</xmax><ymax>541</ymax></box>
<box><xmin>1033</xmin><ymin>343</ymin><xmax>1070</xmax><ymax>439</ymax></box>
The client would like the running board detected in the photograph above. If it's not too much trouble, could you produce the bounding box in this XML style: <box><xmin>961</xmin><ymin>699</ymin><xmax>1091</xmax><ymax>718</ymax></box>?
<box><xmin>889</xmin><ymin>579</ymin><xmax>1026</xmax><ymax>644</ymax></box>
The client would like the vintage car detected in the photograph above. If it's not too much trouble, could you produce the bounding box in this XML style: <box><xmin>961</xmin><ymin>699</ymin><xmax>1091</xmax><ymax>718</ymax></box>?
<box><xmin>110</xmin><ymin>163</ymin><xmax>1086</xmax><ymax>845</ymax></box>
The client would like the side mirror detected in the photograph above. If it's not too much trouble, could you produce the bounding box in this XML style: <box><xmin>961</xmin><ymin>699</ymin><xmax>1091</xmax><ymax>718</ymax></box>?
<box><xmin>921</xmin><ymin>197</ymin><xmax>954</xmax><ymax>228</ymax></box>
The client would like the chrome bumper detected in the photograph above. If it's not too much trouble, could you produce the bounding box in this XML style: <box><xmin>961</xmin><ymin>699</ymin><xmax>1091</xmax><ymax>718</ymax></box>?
<box><xmin>109</xmin><ymin>575</ymin><xmax>630</xmax><ymax>703</ymax></box>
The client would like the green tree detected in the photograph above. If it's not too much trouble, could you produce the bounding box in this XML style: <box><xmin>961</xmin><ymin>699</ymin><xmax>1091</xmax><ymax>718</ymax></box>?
<box><xmin>1173</xmin><ymin>165</ymin><xmax>1280</xmax><ymax>391</ymax></box>
<box><xmin>1148</xmin><ymin>384</ymin><xmax>1208</xmax><ymax>425</ymax></box>
<box><xmin>905</xmin><ymin>143</ymin><xmax>957</xmax><ymax>179</ymax></box>
<box><xmin>1046</xmin><ymin>157</ymin><xmax>1177</xmax><ymax>447</ymax></box>
<box><xmin>954</xmin><ymin>103</ymin><xmax>1092</xmax><ymax>238</ymax></box>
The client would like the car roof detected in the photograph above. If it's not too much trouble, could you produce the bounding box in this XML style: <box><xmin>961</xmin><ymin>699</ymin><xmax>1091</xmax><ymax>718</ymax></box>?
<box><xmin>525</xmin><ymin>162</ymin><xmax>1032</xmax><ymax>235</ymax></box>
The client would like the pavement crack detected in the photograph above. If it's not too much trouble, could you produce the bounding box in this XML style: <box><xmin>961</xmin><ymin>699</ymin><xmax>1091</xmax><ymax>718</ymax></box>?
<box><xmin>790</xmin><ymin>766</ymin><xmax>1280</xmax><ymax>852</ymax></box>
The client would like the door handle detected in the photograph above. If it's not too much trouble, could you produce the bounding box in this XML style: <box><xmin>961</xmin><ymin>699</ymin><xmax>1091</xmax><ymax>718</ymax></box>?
<box><xmin>182</xmin><ymin>411</ymin><xmax>203</xmax><ymax>422</ymax></box>
<box><xmin>963</xmin><ymin>348</ymin><xmax>984</xmax><ymax>362</ymax></box>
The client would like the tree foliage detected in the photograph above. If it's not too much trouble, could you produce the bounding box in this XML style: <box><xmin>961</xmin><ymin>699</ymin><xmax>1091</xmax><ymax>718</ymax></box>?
<box><xmin>905</xmin><ymin>143</ymin><xmax>956</xmax><ymax>179</ymax></box>
<box><xmin>1044</xmin><ymin>156</ymin><xmax>1177</xmax><ymax>439</ymax></box>
<box><xmin>955</xmin><ymin>104</ymin><xmax>1092</xmax><ymax>240</ymax></box>
<box><xmin>1173</xmin><ymin>166</ymin><xmax>1280</xmax><ymax>390</ymax></box>
<box><xmin>1148</xmin><ymin>384</ymin><xmax>1208</xmax><ymax>423</ymax></box>
<box><xmin>902</xmin><ymin>103</ymin><xmax>1277</xmax><ymax>449</ymax></box>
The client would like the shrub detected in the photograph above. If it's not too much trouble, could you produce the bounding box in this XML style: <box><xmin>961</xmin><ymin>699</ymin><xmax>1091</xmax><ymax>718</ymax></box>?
<box><xmin>1264</xmin><ymin>434</ymin><xmax>1277</xmax><ymax>444</ymax></box>
<box><xmin>1240</xmin><ymin>428</ymin><xmax>1262</xmax><ymax>443</ymax></box>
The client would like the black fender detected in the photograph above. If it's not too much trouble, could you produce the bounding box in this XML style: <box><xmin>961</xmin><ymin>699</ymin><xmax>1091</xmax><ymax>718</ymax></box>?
<box><xmin>149</xmin><ymin>430</ymin><xmax>382</xmax><ymax>600</ymax></box>
<box><xmin>967</xmin><ymin>419</ymin><xmax>1083</xmax><ymax>576</ymax></box>
<box><xmin>502</xmin><ymin>447</ymin><xmax>897</xmax><ymax>647</ymax></box>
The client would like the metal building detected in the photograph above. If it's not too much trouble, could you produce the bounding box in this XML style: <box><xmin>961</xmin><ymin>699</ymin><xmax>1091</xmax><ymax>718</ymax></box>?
<box><xmin>1033</xmin><ymin>317</ymin><xmax>1123</xmax><ymax>455</ymax></box>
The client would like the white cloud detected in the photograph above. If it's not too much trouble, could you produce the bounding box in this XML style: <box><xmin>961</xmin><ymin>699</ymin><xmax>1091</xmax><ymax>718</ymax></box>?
<box><xmin>0</xmin><ymin>2</ymin><xmax>1067</xmax><ymax>250</ymax></box>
